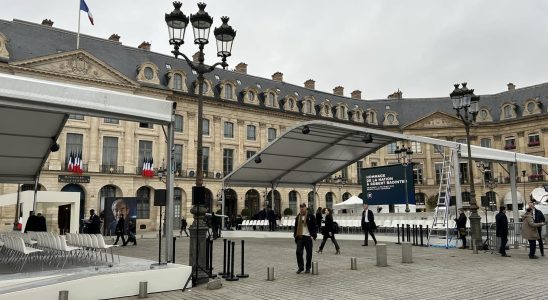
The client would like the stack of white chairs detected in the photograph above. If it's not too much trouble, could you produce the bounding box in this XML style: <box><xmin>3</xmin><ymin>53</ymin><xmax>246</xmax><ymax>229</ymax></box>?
<box><xmin>0</xmin><ymin>234</ymin><xmax>43</xmax><ymax>272</ymax></box>
<box><xmin>241</xmin><ymin>219</ymin><xmax>250</xmax><ymax>230</ymax></box>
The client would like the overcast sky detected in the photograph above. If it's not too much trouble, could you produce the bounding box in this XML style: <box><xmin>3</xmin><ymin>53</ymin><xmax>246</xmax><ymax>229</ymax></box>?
<box><xmin>2</xmin><ymin>0</ymin><xmax>548</xmax><ymax>99</ymax></box>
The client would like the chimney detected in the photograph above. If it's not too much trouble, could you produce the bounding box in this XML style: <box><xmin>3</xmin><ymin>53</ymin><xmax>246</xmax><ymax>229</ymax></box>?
<box><xmin>304</xmin><ymin>79</ymin><xmax>315</xmax><ymax>90</ymax></box>
<box><xmin>351</xmin><ymin>90</ymin><xmax>362</xmax><ymax>100</ymax></box>
<box><xmin>387</xmin><ymin>89</ymin><xmax>403</xmax><ymax>99</ymax></box>
<box><xmin>272</xmin><ymin>72</ymin><xmax>283</xmax><ymax>82</ymax></box>
<box><xmin>192</xmin><ymin>51</ymin><xmax>201</xmax><ymax>63</ymax></box>
<box><xmin>235</xmin><ymin>62</ymin><xmax>247</xmax><ymax>74</ymax></box>
<box><xmin>333</xmin><ymin>86</ymin><xmax>344</xmax><ymax>96</ymax></box>
<box><xmin>507</xmin><ymin>82</ymin><xmax>515</xmax><ymax>91</ymax></box>
<box><xmin>138</xmin><ymin>41</ymin><xmax>151</xmax><ymax>51</ymax></box>
<box><xmin>108</xmin><ymin>34</ymin><xmax>120</xmax><ymax>42</ymax></box>
<box><xmin>41</xmin><ymin>19</ymin><xmax>54</xmax><ymax>27</ymax></box>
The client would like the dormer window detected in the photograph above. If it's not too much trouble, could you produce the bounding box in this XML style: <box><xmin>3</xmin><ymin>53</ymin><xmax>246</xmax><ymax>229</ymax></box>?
<box><xmin>174</xmin><ymin>74</ymin><xmax>183</xmax><ymax>90</ymax></box>
<box><xmin>288</xmin><ymin>99</ymin><xmax>295</xmax><ymax>111</ymax></box>
<box><xmin>367</xmin><ymin>110</ymin><xmax>378</xmax><ymax>125</ymax></box>
<box><xmin>266</xmin><ymin>92</ymin><xmax>276</xmax><ymax>107</ymax></box>
<box><xmin>501</xmin><ymin>104</ymin><xmax>516</xmax><ymax>120</ymax></box>
<box><xmin>383</xmin><ymin>112</ymin><xmax>399</xmax><ymax>125</ymax></box>
<box><xmin>224</xmin><ymin>83</ymin><xmax>234</xmax><ymax>100</ymax></box>
<box><xmin>338</xmin><ymin>106</ymin><xmax>347</xmax><ymax>119</ymax></box>
<box><xmin>137</xmin><ymin>62</ymin><xmax>160</xmax><ymax>85</ymax></box>
<box><xmin>247</xmin><ymin>91</ymin><xmax>255</xmax><ymax>103</ymax></box>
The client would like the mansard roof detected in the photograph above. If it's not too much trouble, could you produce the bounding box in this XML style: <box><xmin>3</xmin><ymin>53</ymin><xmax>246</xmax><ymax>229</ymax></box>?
<box><xmin>1</xmin><ymin>18</ymin><xmax>547</xmax><ymax>127</ymax></box>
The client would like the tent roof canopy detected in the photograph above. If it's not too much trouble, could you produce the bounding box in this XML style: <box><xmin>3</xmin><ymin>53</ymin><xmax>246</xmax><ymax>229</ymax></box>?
<box><xmin>224</xmin><ymin>120</ymin><xmax>548</xmax><ymax>188</ymax></box>
<box><xmin>0</xmin><ymin>73</ymin><xmax>174</xmax><ymax>184</ymax></box>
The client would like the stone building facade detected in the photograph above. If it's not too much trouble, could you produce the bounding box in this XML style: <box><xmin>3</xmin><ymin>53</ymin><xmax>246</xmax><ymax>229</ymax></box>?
<box><xmin>0</xmin><ymin>19</ymin><xmax>547</xmax><ymax>232</ymax></box>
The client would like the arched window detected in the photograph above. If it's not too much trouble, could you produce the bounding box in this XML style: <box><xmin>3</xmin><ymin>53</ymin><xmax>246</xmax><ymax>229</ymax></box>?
<box><xmin>306</xmin><ymin>101</ymin><xmax>313</xmax><ymax>114</ymax></box>
<box><xmin>174</xmin><ymin>73</ymin><xmax>183</xmax><ymax>91</ymax></box>
<box><xmin>324</xmin><ymin>105</ymin><xmax>330</xmax><ymax>116</ymax></box>
<box><xmin>247</xmin><ymin>91</ymin><xmax>255</xmax><ymax>103</ymax></box>
<box><xmin>288</xmin><ymin>191</ymin><xmax>298</xmax><ymax>215</ymax></box>
<box><xmin>308</xmin><ymin>191</ymin><xmax>315</xmax><ymax>212</ymax></box>
<box><xmin>339</xmin><ymin>106</ymin><xmax>346</xmax><ymax>119</ymax></box>
<box><xmin>288</xmin><ymin>99</ymin><xmax>295</xmax><ymax>111</ymax></box>
<box><xmin>325</xmin><ymin>192</ymin><xmax>334</xmax><ymax>209</ymax></box>
<box><xmin>99</xmin><ymin>185</ymin><xmax>117</xmax><ymax>212</ymax></box>
<box><xmin>266</xmin><ymin>92</ymin><xmax>275</xmax><ymax>107</ymax></box>
<box><xmin>174</xmin><ymin>115</ymin><xmax>183</xmax><ymax>132</ymax></box>
<box><xmin>136</xmin><ymin>187</ymin><xmax>151</xmax><ymax>219</ymax></box>
<box><xmin>342</xmin><ymin>192</ymin><xmax>351</xmax><ymax>201</ymax></box>
<box><xmin>503</xmin><ymin>105</ymin><xmax>514</xmax><ymax>119</ymax></box>
<box><xmin>224</xmin><ymin>84</ymin><xmax>233</xmax><ymax>100</ymax></box>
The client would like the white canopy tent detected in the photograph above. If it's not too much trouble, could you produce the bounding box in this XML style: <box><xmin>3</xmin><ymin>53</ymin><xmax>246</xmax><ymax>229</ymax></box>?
<box><xmin>224</xmin><ymin>120</ymin><xmax>548</xmax><ymax>223</ymax></box>
<box><xmin>0</xmin><ymin>72</ymin><xmax>176</xmax><ymax>262</ymax></box>
<box><xmin>333</xmin><ymin>195</ymin><xmax>364</xmax><ymax>209</ymax></box>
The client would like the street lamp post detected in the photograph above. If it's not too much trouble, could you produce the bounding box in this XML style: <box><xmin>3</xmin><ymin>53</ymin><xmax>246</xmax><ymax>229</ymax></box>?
<box><xmin>395</xmin><ymin>145</ymin><xmax>413</xmax><ymax>213</ymax></box>
<box><xmin>450</xmin><ymin>82</ymin><xmax>481</xmax><ymax>248</ymax></box>
<box><xmin>165</xmin><ymin>1</ymin><xmax>236</xmax><ymax>285</ymax></box>
<box><xmin>522</xmin><ymin>170</ymin><xmax>527</xmax><ymax>204</ymax></box>
<box><xmin>334</xmin><ymin>174</ymin><xmax>347</xmax><ymax>204</ymax></box>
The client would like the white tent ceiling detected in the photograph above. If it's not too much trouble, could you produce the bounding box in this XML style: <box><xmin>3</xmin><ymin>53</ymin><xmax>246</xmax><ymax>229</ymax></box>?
<box><xmin>224</xmin><ymin>120</ymin><xmax>548</xmax><ymax>188</ymax></box>
<box><xmin>0</xmin><ymin>73</ymin><xmax>174</xmax><ymax>183</ymax></box>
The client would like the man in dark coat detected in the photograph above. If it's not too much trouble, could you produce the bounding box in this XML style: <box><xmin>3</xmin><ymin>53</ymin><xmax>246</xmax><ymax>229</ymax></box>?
<box><xmin>24</xmin><ymin>211</ymin><xmax>38</xmax><ymax>233</ymax></box>
<box><xmin>495</xmin><ymin>206</ymin><xmax>510</xmax><ymax>257</ymax></box>
<box><xmin>87</xmin><ymin>209</ymin><xmax>102</xmax><ymax>234</ymax></box>
<box><xmin>455</xmin><ymin>208</ymin><xmax>468</xmax><ymax>249</ymax></box>
<box><xmin>113</xmin><ymin>214</ymin><xmax>126</xmax><ymax>246</ymax></box>
<box><xmin>361</xmin><ymin>204</ymin><xmax>377</xmax><ymax>246</ymax></box>
<box><xmin>267</xmin><ymin>209</ymin><xmax>276</xmax><ymax>231</ymax></box>
<box><xmin>529</xmin><ymin>201</ymin><xmax>546</xmax><ymax>256</ymax></box>
<box><xmin>36</xmin><ymin>213</ymin><xmax>47</xmax><ymax>231</ymax></box>
<box><xmin>293</xmin><ymin>203</ymin><xmax>317</xmax><ymax>274</ymax></box>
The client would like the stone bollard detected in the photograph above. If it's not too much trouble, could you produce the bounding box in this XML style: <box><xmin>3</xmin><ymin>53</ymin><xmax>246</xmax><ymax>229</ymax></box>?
<box><xmin>267</xmin><ymin>267</ymin><xmax>275</xmax><ymax>281</ymax></box>
<box><xmin>472</xmin><ymin>240</ymin><xmax>478</xmax><ymax>254</ymax></box>
<box><xmin>138</xmin><ymin>281</ymin><xmax>148</xmax><ymax>298</ymax></box>
<box><xmin>376</xmin><ymin>244</ymin><xmax>387</xmax><ymax>267</ymax></box>
<box><xmin>402</xmin><ymin>242</ymin><xmax>413</xmax><ymax>263</ymax></box>
<box><xmin>58</xmin><ymin>290</ymin><xmax>69</xmax><ymax>300</ymax></box>
<box><xmin>312</xmin><ymin>261</ymin><xmax>319</xmax><ymax>275</ymax></box>
<box><xmin>350</xmin><ymin>257</ymin><xmax>357</xmax><ymax>270</ymax></box>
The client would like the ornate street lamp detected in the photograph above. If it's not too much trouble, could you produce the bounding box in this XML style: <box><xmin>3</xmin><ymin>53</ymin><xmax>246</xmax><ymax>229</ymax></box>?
<box><xmin>166</xmin><ymin>1</ymin><xmax>236</xmax><ymax>285</ymax></box>
<box><xmin>450</xmin><ymin>82</ymin><xmax>481</xmax><ymax>248</ymax></box>
<box><xmin>334</xmin><ymin>174</ymin><xmax>347</xmax><ymax>203</ymax></box>
<box><xmin>395</xmin><ymin>145</ymin><xmax>413</xmax><ymax>213</ymax></box>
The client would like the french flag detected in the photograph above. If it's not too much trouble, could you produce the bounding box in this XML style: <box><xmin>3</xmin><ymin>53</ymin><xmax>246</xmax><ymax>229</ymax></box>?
<box><xmin>80</xmin><ymin>0</ymin><xmax>94</xmax><ymax>25</ymax></box>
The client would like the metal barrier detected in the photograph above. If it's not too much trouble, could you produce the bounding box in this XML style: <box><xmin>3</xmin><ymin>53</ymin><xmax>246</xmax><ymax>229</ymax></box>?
<box><xmin>484</xmin><ymin>222</ymin><xmax>525</xmax><ymax>251</ymax></box>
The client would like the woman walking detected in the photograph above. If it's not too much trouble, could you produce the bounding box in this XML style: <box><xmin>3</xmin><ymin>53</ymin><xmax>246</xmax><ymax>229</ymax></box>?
<box><xmin>316</xmin><ymin>208</ymin><xmax>341</xmax><ymax>254</ymax></box>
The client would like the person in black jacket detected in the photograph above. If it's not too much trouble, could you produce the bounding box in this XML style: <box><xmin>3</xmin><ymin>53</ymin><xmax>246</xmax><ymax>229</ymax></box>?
<box><xmin>455</xmin><ymin>208</ymin><xmax>467</xmax><ymax>249</ymax></box>
<box><xmin>315</xmin><ymin>207</ymin><xmax>323</xmax><ymax>229</ymax></box>
<box><xmin>361</xmin><ymin>204</ymin><xmax>377</xmax><ymax>246</ymax></box>
<box><xmin>529</xmin><ymin>201</ymin><xmax>546</xmax><ymax>256</ymax></box>
<box><xmin>113</xmin><ymin>214</ymin><xmax>127</xmax><ymax>246</ymax></box>
<box><xmin>293</xmin><ymin>203</ymin><xmax>317</xmax><ymax>274</ymax></box>
<box><xmin>85</xmin><ymin>209</ymin><xmax>102</xmax><ymax>234</ymax></box>
<box><xmin>24</xmin><ymin>211</ymin><xmax>38</xmax><ymax>233</ymax></box>
<box><xmin>317</xmin><ymin>208</ymin><xmax>340</xmax><ymax>254</ymax></box>
<box><xmin>495</xmin><ymin>206</ymin><xmax>510</xmax><ymax>257</ymax></box>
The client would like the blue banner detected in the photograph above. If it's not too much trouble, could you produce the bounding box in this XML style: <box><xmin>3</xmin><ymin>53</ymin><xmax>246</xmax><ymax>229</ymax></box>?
<box><xmin>360</xmin><ymin>164</ymin><xmax>415</xmax><ymax>205</ymax></box>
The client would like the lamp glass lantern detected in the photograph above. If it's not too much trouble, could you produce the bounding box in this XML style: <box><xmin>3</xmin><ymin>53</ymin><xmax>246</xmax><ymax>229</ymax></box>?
<box><xmin>214</xmin><ymin>16</ymin><xmax>236</xmax><ymax>58</ymax></box>
<box><xmin>190</xmin><ymin>3</ymin><xmax>213</xmax><ymax>45</ymax></box>
<box><xmin>450</xmin><ymin>84</ymin><xmax>462</xmax><ymax>109</ymax></box>
<box><xmin>165</xmin><ymin>1</ymin><xmax>189</xmax><ymax>46</ymax></box>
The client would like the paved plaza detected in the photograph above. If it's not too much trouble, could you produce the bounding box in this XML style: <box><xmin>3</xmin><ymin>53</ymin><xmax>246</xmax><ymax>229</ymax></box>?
<box><xmin>114</xmin><ymin>231</ymin><xmax>546</xmax><ymax>300</ymax></box>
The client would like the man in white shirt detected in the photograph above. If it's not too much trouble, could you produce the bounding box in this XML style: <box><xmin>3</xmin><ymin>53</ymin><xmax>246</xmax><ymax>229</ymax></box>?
<box><xmin>361</xmin><ymin>204</ymin><xmax>377</xmax><ymax>246</ymax></box>
<box><xmin>293</xmin><ymin>203</ymin><xmax>318</xmax><ymax>274</ymax></box>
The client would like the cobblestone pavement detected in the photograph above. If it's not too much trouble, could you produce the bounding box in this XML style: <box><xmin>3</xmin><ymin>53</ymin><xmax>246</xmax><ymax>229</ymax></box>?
<box><xmin>115</xmin><ymin>231</ymin><xmax>546</xmax><ymax>300</ymax></box>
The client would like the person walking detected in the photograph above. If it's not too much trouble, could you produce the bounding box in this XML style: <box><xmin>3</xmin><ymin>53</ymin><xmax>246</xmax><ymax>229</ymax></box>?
<box><xmin>315</xmin><ymin>207</ymin><xmax>323</xmax><ymax>229</ymax></box>
<box><xmin>113</xmin><ymin>214</ymin><xmax>127</xmax><ymax>246</ymax></box>
<box><xmin>522</xmin><ymin>208</ymin><xmax>545</xmax><ymax>259</ymax></box>
<box><xmin>180</xmin><ymin>217</ymin><xmax>189</xmax><ymax>237</ymax></box>
<box><xmin>361</xmin><ymin>204</ymin><xmax>377</xmax><ymax>246</ymax></box>
<box><xmin>529</xmin><ymin>201</ymin><xmax>546</xmax><ymax>257</ymax></box>
<box><xmin>124</xmin><ymin>219</ymin><xmax>137</xmax><ymax>246</ymax></box>
<box><xmin>495</xmin><ymin>206</ymin><xmax>510</xmax><ymax>257</ymax></box>
<box><xmin>317</xmin><ymin>208</ymin><xmax>340</xmax><ymax>254</ymax></box>
<box><xmin>455</xmin><ymin>208</ymin><xmax>467</xmax><ymax>249</ymax></box>
<box><xmin>293</xmin><ymin>203</ymin><xmax>317</xmax><ymax>274</ymax></box>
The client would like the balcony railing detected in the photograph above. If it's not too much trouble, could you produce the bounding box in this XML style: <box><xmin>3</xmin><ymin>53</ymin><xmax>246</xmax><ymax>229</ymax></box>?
<box><xmin>504</xmin><ymin>144</ymin><xmax>516</xmax><ymax>150</ymax></box>
<box><xmin>527</xmin><ymin>141</ymin><xmax>541</xmax><ymax>147</ymax></box>
<box><xmin>100</xmin><ymin>165</ymin><xmax>124</xmax><ymax>174</ymax></box>
<box><xmin>529</xmin><ymin>174</ymin><xmax>545</xmax><ymax>182</ymax></box>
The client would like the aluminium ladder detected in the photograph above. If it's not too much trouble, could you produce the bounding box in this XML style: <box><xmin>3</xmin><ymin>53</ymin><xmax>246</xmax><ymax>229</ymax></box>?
<box><xmin>427</xmin><ymin>148</ymin><xmax>456</xmax><ymax>248</ymax></box>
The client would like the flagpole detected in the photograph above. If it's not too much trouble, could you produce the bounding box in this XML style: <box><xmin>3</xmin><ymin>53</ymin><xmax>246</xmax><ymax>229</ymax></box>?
<box><xmin>77</xmin><ymin>0</ymin><xmax>81</xmax><ymax>49</ymax></box>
